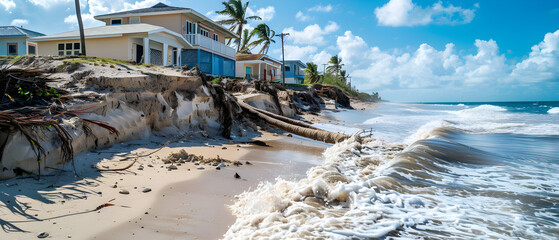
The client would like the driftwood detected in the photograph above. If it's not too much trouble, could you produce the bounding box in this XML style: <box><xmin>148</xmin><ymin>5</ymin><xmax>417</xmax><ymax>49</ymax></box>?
<box><xmin>239</xmin><ymin>101</ymin><xmax>349</xmax><ymax>144</ymax></box>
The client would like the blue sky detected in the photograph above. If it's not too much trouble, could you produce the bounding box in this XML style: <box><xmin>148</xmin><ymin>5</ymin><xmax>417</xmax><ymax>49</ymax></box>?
<box><xmin>2</xmin><ymin>0</ymin><xmax>559</xmax><ymax>102</ymax></box>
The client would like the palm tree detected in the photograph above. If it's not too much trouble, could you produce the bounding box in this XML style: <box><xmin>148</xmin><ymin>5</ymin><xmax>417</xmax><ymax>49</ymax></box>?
<box><xmin>74</xmin><ymin>0</ymin><xmax>86</xmax><ymax>55</ymax></box>
<box><xmin>340</xmin><ymin>70</ymin><xmax>348</xmax><ymax>83</ymax></box>
<box><xmin>327</xmin><ymin>55</ymin><xmax>344</xmax><ymax>76</ymax></box>
<box><xmin>246</xmin><ymin>24</ymin><xmax>275</xmax><ymax>54</ymax></box>
<box><xmin>216</xmin><ymin>0</ymin><xmax>262</xmax><ymax>52</ymax></box>
<box><xmin>238</xmin><ymin>29</ymin><xmax>253</xmax><ymax>53</ymax></box>
<box><xmin>304</xmin><ymin>62</ymin><xmax>320</xmax><ymax>84</ymax></box>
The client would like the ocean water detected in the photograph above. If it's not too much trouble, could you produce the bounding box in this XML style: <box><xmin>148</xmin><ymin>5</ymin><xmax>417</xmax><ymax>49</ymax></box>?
<box><xmin>224</xmin><ymin>102</ymin><xmax>559</xmax><ymax>239</ymax></box>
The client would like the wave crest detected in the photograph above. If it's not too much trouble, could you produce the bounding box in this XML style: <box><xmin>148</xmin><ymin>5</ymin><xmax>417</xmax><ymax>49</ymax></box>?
<box><xmin>548</xmin><ymin>107</ymin><xmax>559</xmax><ymax>114</ymax></box>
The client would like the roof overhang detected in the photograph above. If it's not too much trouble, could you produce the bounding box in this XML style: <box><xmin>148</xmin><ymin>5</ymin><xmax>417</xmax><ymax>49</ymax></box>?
<box><xmin>148</xmin><ymin>28</ymin><xmax>192</xmax><ymax>48</ymax></box>
<box><xmin>286</xmin><ymin>60</ymin><xmax>306</xmax><ymax>68</ymax></box>
<box><xmin>30</xmin><ymin>34</ymin><xmax>124</xmax><ymax>42</ymax></box>
<box><xmin>237</xmin><ymin>60</ymin><xmax>281</xmax><ymax>67</ymax></box>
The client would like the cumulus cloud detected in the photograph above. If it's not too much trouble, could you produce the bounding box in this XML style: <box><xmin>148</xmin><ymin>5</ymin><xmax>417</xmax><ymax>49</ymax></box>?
<box><xmin>0</xmin><ymin>0</ymin><xmax>15</xmax><ymax>11</ymax></box>
<box><xmin>62</xmin><ymin>0</ymin><xmax>167</xmax><ymax>29</ymax></box>
<box><xmin>309</xmin><ymin>4</ymin><xmax>332</xmax><ymax>12</ymax></box>
<box><xmin>295</xmin><ymin>11</ymin><xmax>311</xmax><ymax>21</ymax></box>
<box><xmin>284</xmin><ymin>45</ymin><xmax>318</xmax><ymax>60</ymax></box>
<box><xmin>246</xmin><ymin>6</ymin><xmax>275</xmax><ymax>21</ymax></box>
<box><xmin>336</xmin><ymin>30</ymin><xmax>559</xmax><ymax>91</ymax></box>
<box><xmin>511</xmin><ymin>30</ymin><xmax>559</xmax><ymax>83</ymax></box>
<box><xmin>374</xmin><ymin>0</ymin><xmax>476</xmax><ymax>27</ymax></box>
<box><xmin>11</xmin><ymin>19</ymin><xmax>28</xmax><ymax>26</ymax></box>
<box><xmin>64</xmin><ymin>13</ymin><xmax>104</xmax><ymax>28</ymax></box>
<box><xmin>28</xmin><ymin>0</ymin><xmax>71</xmax><ymax>9</ymax></box>
<box><xmin>283</xmin><ymin>22</ymin><xmax>340</xmax><ymax>45</ymax></box>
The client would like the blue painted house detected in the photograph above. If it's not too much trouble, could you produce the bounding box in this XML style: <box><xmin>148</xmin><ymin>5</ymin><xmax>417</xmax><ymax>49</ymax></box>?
<box><xmin>0</xmin><ymin>26</ymin><xmax>44</xmax><ymax>56</ymax></box>
<box><xmin>283</xmin><ymin>60</ymin><xmax>306</xmax><ymax>84</ymax></box>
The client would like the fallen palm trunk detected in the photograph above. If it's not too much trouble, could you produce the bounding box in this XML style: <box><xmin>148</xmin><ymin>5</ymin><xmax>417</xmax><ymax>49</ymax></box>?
<box><xmin>239</xmin><ymin>101</ymin><xmax>349</xmax><ymax>144</ymax></box>
<box><xmin>250</xmin><ymin>104</ymin><xmax>321</xmax><ymax>130</ymax></box>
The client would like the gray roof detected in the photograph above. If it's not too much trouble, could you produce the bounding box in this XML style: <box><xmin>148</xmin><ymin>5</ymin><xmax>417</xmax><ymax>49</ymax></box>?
<box><xmin>95</xmin><ymin>3</ymin><xmax>191</xmax><ymax>18</ymax></box>
<box><xmin>285</xmin><ymin>60</ymin><xmax>307</xmax><ymax>68</ymax></box>
<box><xmin>0</xmin><ymin>26</ymin><xmax>44</xmax><ymax>38</ymax></box>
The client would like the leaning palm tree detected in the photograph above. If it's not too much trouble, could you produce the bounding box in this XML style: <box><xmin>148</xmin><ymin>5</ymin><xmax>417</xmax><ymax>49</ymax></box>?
<box><xmin>238</xmin><ymin>29</ymin><xmax>253</xmax><ymax>53</ymax></box>
<box><xmin>216</xmin><ymin>0</ymin><xmax>262</xmax><ymax>52</ymax></box>
<box><xmin>74</xmin><ymin>0</ymin><xmax>86</xmax><ymax>55</ymax></box>
<box><xmin>304</xmin><ymin>62</ymin><xmax>320</xmax><ymax>84</ymax></box>
<box><xmin>327</xmin><ymin>55</ymin><xmax>344</xmax><ymax>76</ymax></box>
<box><xmin>246</xmin><ymin>23</ymin><xmax>275</xmax><ymax>54</ymax></box>
<box><xmin>340</xmin><ymin>70</ymin><xmax>348</xmax><ymax>83</ymax></box>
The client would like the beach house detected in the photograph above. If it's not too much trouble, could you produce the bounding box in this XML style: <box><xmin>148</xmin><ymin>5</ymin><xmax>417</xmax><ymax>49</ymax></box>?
<box><xmin>0</xmin><ymin>26</ymin><xmax>44</xmax><ymax>56</ymax></box>
<box><xmin>30</xmin><ymin>3</ymin><xmax>238</xmax><ymax>77</ymax></box>
<box><xmin>235</xmin><ymin>54</ymin><xmax>282</xmax><ymax>81</ymax></box>
<box><xmin>283</xmin><ymin>60</ymin><xmax>306</xmax><ymax>84</ymax></box>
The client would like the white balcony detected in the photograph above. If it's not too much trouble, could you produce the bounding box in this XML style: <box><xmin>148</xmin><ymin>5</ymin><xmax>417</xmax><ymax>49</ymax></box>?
<box><xmin>185</xmin><ymin>34</ymin><xmax>236</xmax><ymax>59</ymax></box>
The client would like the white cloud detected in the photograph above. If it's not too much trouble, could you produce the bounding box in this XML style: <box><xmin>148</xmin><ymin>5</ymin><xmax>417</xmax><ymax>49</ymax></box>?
<box><xmin>283</xmin><ymin>22</ymin><xmax>340</xmax><ymax>45</ymax></box>
<box><xmin>0</xmin><ymin>0</ymin><xmax>15</xmax><ymax>11</ymax></box>
<box><xmin>295</xmin><ymin>11</ymin><xmax>311</xmax><ymax>21</ymax></box>
<box><xmin>63</xmin><ymin>0</ymin><xmax>167</xmax><ymax>28</ymax></box>
<box><xmin>64</xmin><ymin>13</ymin><xmax>104</xmax><ymax>28</ymax></box>
<box><xmin>28</xmin><ymin>0</ymin><xmax>71</xmax><ymax>9</ymax></box>
<box><xmin>511</xmin><ymin>30</ymin><xmax>559</xmax><ymax>83</ymax></box>
<box><xmin>123</xmin><ymin>0</ymin><xmax>163</xmax><ymax>11</ymax></box>
<box><xmin>309</xmin><ymin>4</ymin><xmax>332</xmax><ymax>12</ymax></box>
<box><xmin>247</xmin><ymin>6</ymin><xmax>275</xmax><ymax>22</ymax></box>
<box><xmin>311</xmin><ymin>50</ymin><xmax>332</xmax><ymax>67</ymax></box>
<box><xmin>335</xmin><ymin>30</ymin><xmax>559</xmax><ymax>91</ymax></box>
<box><xmin>374</xmin><ymin>0</ymin><xmax>476</xmax><ymax>27</ymax></box>
<box><xmin>283</xmin><ymin>45</ymin><xmax>318</xmax><ymax>61</ymax></box>
<box><xmin>11</xmin><ymin>19</ymin><xmax>28</xmax><ymax>26</ymax></box>
<box><xmin>206</xmin><ymin>10</ymin><xmax>229</xmax><ymax>22</ymax></box>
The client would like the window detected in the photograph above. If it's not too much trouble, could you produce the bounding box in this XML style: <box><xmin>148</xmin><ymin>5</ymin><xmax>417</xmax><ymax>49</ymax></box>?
<box><xmin>213</xmin><ymin>33</ymin><xmax>218</xmax><ymax>41</ymax></box>
<box><xmin>58</xmin><ymin>42</ymin><xmax>80</xmax><ymax>56</ymax></box>
<box><xmin>129</xmin><ymin>17</ymin><xmax>141</xmax><ymax>24</ymax></box>
<box><xmin>28</xmin><ymin>45</ymin><xmax>36</xmax><ymax>55</ymax></box>
<box><xmin>200</xmin><ymin>28</ymin><xmax>209</xmax><ymax>38</ymax></box>
<box><xmin>7</xmin><ymin>43</ymin><xmax>18</xmax><ymax>56</ymax></box>
<box><xmin>111</xmin><ymin>18</ymin><xmax>122</xmax><ymax>25</ymax></box>
<box><xmin>284</xmin><ymin>65</ymin><xmax>291</xmax><ymax>72</ymax></box>
<box><xmin>186</xmin><ymin>20</ymin><xmax>197</xmax><ymax>34</ymax></box>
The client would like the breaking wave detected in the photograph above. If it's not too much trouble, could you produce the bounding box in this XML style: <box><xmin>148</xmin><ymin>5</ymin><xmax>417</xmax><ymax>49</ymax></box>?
<box><xmin>224</xmin><ymin>102</ymin><xmax>559</xmax><ymax>239</ymax></box>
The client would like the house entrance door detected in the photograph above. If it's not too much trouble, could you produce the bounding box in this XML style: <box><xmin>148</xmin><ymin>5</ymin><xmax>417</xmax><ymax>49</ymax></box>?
<box><xmin>136</xmin><ymin>45</ymin><xmax>144</xmax><ymax>63</ymax></box>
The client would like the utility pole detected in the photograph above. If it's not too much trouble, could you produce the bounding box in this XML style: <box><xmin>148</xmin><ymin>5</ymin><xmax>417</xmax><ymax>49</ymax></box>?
<box><xmin>322</xmin><ymin>64</ymin><xmax>327</xmax><ymax>83</ymax></box>
<box><xmin>275</xmin><ymin>33</ymin><xmax>289</xmax><ymax>87</ymax></box>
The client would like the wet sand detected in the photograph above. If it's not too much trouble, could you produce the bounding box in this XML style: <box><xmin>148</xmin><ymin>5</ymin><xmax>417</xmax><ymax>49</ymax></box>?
<box><xmin>0</xmin><ymin>132</ymin><xmax>327</xmax><ymax>240</ymax></box>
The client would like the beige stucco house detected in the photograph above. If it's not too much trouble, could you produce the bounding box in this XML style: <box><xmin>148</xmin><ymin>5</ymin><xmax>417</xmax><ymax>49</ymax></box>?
<box><xmin>30</xmin><ymin>3</ymin><xmax>238</xmax><ymax>76</ymax></box>
<box><xmin>236</xmin><ymin>54</ymin><xmax>282</xmax><ymax>82</ymax></box>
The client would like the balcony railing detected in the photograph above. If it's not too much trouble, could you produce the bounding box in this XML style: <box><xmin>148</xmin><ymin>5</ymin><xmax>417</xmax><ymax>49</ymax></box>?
<box><xmin>185</xmin><ymin>34</ymin><xmax>236</xmax><ymax>59</ymax></box>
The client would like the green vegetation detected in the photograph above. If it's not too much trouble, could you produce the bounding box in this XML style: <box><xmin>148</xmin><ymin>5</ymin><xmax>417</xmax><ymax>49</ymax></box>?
<box><xmin>211</xmin><ymin>78</ymin><xmax>222</xmax><ymax>84</ymax></box>
<box><xmin>61</xmin><ymin>57</ymin><xmax>155</xmax><ymax>68</ymax></box>
<box><xmin>238</xmin><ymin>29</ymin><xmax>253</xmax><ymax>54</ymax></box>
<box><xmin>303</xmin><ymin>55</ymin><xmax>381</xmax><ymax>102</ymax></box>
<box><xmin>304</xmin><ymin>62</ymin><xmax>320</xmax><ymax>84</ymax></box>
<box><xmin>244</xmin><ymin>23</ymin><xmax>275</xmax><ymax>54</ymax></box>
<box><xmin>216</xmin><ymin>0</ymin><xmax>262</xmax><ymax>51</ymax></box>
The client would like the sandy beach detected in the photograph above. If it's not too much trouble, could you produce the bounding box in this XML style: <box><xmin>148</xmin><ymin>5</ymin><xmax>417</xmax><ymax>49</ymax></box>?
<box><xmin>0</xmin><ymin>130</ymin><xmax>328</xmax><ymax>240</ymax></box>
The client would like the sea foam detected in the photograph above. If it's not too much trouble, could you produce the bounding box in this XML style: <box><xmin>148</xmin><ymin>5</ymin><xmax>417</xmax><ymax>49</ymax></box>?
<box><xmin>548</xmin><ymin>107</ymin><xmax>559</xmax><ymax>114</ymax></box>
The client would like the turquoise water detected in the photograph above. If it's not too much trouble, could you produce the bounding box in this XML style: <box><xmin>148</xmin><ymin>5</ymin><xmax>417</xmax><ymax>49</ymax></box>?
<box><xmin>225</xmin><ymin>102</ymin><xmax>559</xmax><ymax>239</ymax></box>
